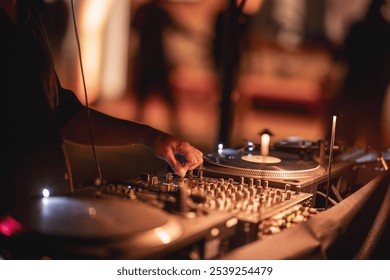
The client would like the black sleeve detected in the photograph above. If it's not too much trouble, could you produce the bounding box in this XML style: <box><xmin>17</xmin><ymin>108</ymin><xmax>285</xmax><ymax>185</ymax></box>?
<box><xmin>57</xmin><ymin>85</ymin><xmax>84</xmax><ymax>127</ymax></box>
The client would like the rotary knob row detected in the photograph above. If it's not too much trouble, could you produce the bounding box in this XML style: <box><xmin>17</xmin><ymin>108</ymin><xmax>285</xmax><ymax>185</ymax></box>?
<box><xmin>258</xmin><ymin>205</ymin><xmax>318</xmax><ymax>236</ymax></box>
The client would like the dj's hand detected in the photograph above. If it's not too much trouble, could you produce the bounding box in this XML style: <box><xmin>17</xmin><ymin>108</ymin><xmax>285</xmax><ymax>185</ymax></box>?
<box><xmin>152</xmin><ymin>132</ymin><xmax>203</xmax><ymax>177</ymax></box>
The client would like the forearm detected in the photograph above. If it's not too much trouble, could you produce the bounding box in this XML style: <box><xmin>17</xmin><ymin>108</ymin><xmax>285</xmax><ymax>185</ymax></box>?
<box><xmin>60</xmin><ymin>106</ymin><xmax>203</xmax><ymax>177</ymax></box>
<box><xmin>60</xmin><ymin>108</ymin><xmax>162</xmax><ymax>147</ymax></box>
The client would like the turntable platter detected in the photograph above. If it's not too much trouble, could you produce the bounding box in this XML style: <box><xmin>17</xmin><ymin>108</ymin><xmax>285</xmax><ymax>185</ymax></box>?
<box><xmin>11</xmin><ymin>196</ymin><xmax>183</xmax><ymax>248</ymax></box>
<box><xmin>204</xmin><ymin>148</ymin><xmax>326</xmax><ymax>178</ymax></box>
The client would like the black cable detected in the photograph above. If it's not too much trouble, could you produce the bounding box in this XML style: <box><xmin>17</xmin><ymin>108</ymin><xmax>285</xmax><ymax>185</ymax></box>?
<box><xmin>316</xmin><ymin>191</ymin><xmax>338</xmax><ymax>206</ymax></box>
<box><xmin>331</xmin><ymin>185</ymin><xmax>344</xmax><ymax>202</ymax></box>
<box><xmin>325</xmin><ymin>115</ymin><xmax>338</xmax><ymax>209</ymax></box>
<box><xmin>70</xmin><ymin>0</ymin><xmax>103</xmax><ymax>186</ymax></box>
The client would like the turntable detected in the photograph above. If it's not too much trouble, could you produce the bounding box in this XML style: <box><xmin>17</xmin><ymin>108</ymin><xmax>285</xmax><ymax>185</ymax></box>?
<box><xmin>12</xmin><ymin>196</ymin><xmax>181</xmax><ymax>242</ymax></box>
<box><xmin>5</xmin><ymin>193</ymin><xmax>235</xmax><ymax>260</ymax></box>
<box><xmin>203</xmin><ymin>147</ymin><xmax>326</xmax><ymax>179</ymax></box>
<box><xmin>200</xmin><ymin>137</ymin><xmax>357</xmax><ymax>199</ymax></box>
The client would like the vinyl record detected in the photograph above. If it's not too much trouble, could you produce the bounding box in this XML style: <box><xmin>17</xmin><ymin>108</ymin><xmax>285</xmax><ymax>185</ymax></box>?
<box><xmin>204</xmin><ymin>148</ymin><xmax>326</xmax><ymax>178</ymax></box>
<box><xmin>11</xmin><ymin>195</ymin><xmax>183</xmax><ymax>248</ymax></box>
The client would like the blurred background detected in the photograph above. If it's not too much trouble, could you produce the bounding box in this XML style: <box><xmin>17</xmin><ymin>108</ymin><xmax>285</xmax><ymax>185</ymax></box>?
<box><xmin>44</xmin><ymin>0</ymin><xmax>390</xmax><ymax>152</ymax></box>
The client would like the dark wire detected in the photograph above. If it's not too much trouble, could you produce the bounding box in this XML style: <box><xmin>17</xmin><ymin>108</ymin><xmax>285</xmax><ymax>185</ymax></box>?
<box><xmin>331</xmin><ymin>185</ymin><xmax>344</xmax><ymax>202</ymax></box>
<box><xmin>316</xmin><ymin>191</ymin><xmax>338</xmax><ymax>206</ymax></box>
<box><xmin>325</xmin><ymin>115</ymin><xmax>337</xmax><ymax>209</ymax></box>
<box><xmin>70</xmin><ymin>0</ymin><xmax>103</xmax><ymax>186</ymax></box>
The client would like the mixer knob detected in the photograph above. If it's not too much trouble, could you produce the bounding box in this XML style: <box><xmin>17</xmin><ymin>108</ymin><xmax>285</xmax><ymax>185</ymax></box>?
<box><xmin>225</xmin><ymin>188</ymin><xmax>232</xmax><ymax>196</ymax></box>
<box><xmin>278</xmin><ymin>219</ymin><xmax>287</xmax><ymax>229</ymax></box>
<box><xmin>166</xmin><ymin>172</ymin><xmax>173</xmax><ymax>181</ymax></box>
<box><xmin>238</xmin><ymin>184</ymin><xmax>244</xmax><ymax>191</ymax></box>
<box><xmin>161</xmin><ymin>182</ymin><xmax>175</xmax><ymax>192</ymax></box>
<box><xmin>178</xmin><ymin>178</ymin><xmax>189</xmax><ymax>188</ymax></box>
<box><xmin>220</xmin><ymin>184</ymin><xmax>228</xmax><ymax>192</ymax></box>
<box><xmin>286</xmin><ymin>212</ymin><xmax>296</xmax><ymax>223</ymax></box>
<box><xmin>218</xmin><ymin>190</ymin><xmax>226</xmax><ymax>201</ymax></box>
<box><xmin>216</xmin><ymin>198</ymin><xmax>225</xmax><ymax>210</ymax></box>
<box><xmin>151</xmin><ymin>176</ymin><xmax>159</xmax><ymax>186</ymax></box>
<box><xmin>199</xmin><ymin>188</ymin><xmax>207</xmax><ymax>196</ymax></box>
<box><xmin>241</xmin><ymin>200</ymin><xmax>249</xmax><ymax>211</ymax></box>
<box><xmin>236</xmin><ymin>190</ymin><xmax>244</xmax><ymax>201</ymax></box>
<box><xmin>240</xmin><ymin>177</ymin><xmax>245</xmax><ymax>185</ymax></box>
<box><xmin>243</xmin><ymin>189</ymin><xmax>250</xmax><ymax>199</ymax></box>
<box><xmin>293</xmin><ymin>214</ymin><xmax>305</xmax><ymax>223</ymax></box>
<box><xmin>256</xmin><ymin>179</ymin><xmax>261</xmax><ymax>187</ymax></box>
<box><xmin>245</xmin><ymin>204</ymin><xmax>253</xmax><ymax>214</ymax></box>
<box><xmin>258</xmin><ymin>195</ymin><xmax>263</xmax><ymax>206</ymax></box>
<box><xmin>225</xmin><ymin>197</ymin><xmax>232</xmax><ymax>210</ymax></box>
<box><xmin>228</xmin><ymin>178</ymin><xmax>234</xmax><ymax>184</ymax></box>
<box><xmin>198</xmin><ymin>170</ymin><xmax>203</xmax><ymax>179</ymax></box>
<box><xmin>248</xmin><ymin>178</ymin><xmax>254</xmax><ymax>187</ymax></box>
<box><xmin>263</xmin><ymin>180</ymin><xmax>269</xmax><ymax>188</ymax></box>
<box><xmin>267</xmin><ymin>197</ymin><xmax>273</xmax><ymax>207</ymax></box>
<box><xmin>295</xmin><ymin>185</ymin><xmax>302</xmax><ymax>195</ymax></box>
<box><xmin>286</xmin><ymin>190</ymin><xmax>292</xmax><ymax>200</ymax></box>
<box><xmin>208</xmin><ymin>200</ymin><xmax>216</xmax><ymax>209</ymax></box>
<box><xmin>117</xmin><ymin>184</ymin><xmax>126</xmax><ymax>193</ymax></box>
<box><xmin>252</xmin><ymin>201</ymin><xmax>260</xmax><ymax>212</ymax></box>
<box><xmin>141</xmin><ymin>173</ymin><xmax>150</xmax><ymax>182</ymax></box>
<box><xmin>284</xmin><ymin>183</ymin><xmax>291</xmax><ymax>192</ymax></box>
<box><xmin>160</xmin><ymin>183</ymin><xmax>167</xmax><ymax>192</ymax></box>
<box><xmin>301</xmin><ymin>211</ymin><xmax>310</xmax><ymax>219</ymax></box>
<box><xmin>249</xmin><ymin>186</ymin><xmax>256</xmax><ymax>197</ymax></box>
<box><xmin>175</xmin><ymin>183</ymin><xmax>182</xmax><ymax>192</ymax></box>
<box><xmin>108</xmin><ymin>184</ymin><xmax>115</xmax><ymax>192</ymax></box>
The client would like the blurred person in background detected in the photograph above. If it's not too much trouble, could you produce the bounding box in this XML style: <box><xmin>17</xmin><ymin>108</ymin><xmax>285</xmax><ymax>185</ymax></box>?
<box><xmin>130</xmin><ymin>0</ymin><xmax>180</xmax><ymax>133</ymax></box>
<box><xmin>334</xmin><ymin>0</ymin><xmax>390</xmax><ymax>150</ymax></box>
<box><xmin>212</xmin><ymin>0</ymin><xmax>263</xmax><ymax>145</ymax></box>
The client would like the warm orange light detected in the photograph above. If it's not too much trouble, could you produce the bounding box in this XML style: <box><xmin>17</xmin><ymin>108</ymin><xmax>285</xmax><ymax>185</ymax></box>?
<box><xmin>77</xmin><ymin>0</ymin><xmax>113</xmax><ymax>103</ymax></box>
